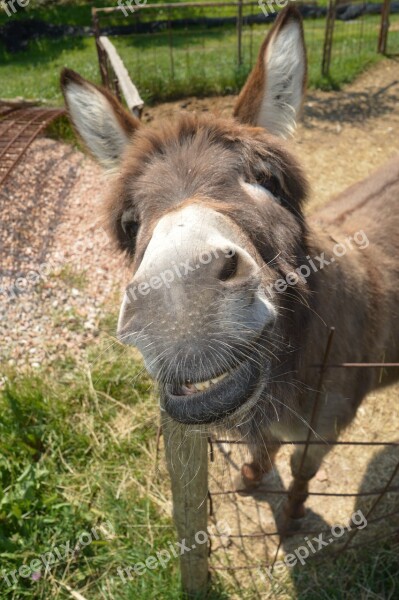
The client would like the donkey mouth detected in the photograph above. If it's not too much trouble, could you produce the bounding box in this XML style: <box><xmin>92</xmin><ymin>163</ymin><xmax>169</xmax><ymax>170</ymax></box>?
<box><xmin>162</xmin><ymin>357</ymin><xmax>261</xmax><ymax>424</ymax></box>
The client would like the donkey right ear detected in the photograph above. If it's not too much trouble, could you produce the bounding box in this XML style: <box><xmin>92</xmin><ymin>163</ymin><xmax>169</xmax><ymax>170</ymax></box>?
<box><xmin>233</xmin><ymin>6</ymin><xmax>306</xmax><ymax>138</ymax></box>
<box><xmin>60</xmin><ymin>68</ymin><xmax>140</xmax><ymax>168</ymax></box>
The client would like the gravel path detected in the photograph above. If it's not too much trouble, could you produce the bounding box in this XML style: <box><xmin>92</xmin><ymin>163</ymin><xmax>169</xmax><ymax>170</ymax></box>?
<box><xmin>1</xmin><ymin>58</ymin><xmax>398</xmax><ymax>369</ymax></box>
<box><xmin>0</xmin><ymin>139</ymin><xmax>128</xmax><ymax>367</ymax></box>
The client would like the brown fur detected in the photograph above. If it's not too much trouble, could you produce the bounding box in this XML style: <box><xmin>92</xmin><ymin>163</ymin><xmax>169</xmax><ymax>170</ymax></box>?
<box><xmin>61</xmin><ymin>7</ymin><xmax>399</xmax><ymax>520</ymax></box>
<box><xmin>103</xmin><ymin>113</ymin><xmax>309</xmax><ymax>266</ymax></box>
<box><xmin>101</xmin><ymin>107</ymin><xmax>399</xmax><ymax>418</ymax></box>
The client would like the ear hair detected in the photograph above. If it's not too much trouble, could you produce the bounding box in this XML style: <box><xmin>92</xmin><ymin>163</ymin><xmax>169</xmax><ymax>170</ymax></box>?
<box><xmin>233</xmin><ymin>6</ymin><xmax>307</xmax><ymax>138</ymax></box>
<box><xmin>60</xmin><ymin>68</ymin><xmax>140</xmax><ymax>168</ymax></box>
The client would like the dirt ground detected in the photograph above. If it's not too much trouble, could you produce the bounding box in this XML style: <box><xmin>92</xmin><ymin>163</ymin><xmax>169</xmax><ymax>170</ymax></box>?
<box><xmin>1</xmin><ymin>57</ymin><xmax>399</xmax><ymax>598</ymax></box>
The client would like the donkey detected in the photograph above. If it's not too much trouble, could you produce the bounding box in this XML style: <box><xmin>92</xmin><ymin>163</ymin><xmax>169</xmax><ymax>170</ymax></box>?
<box><xmin>61</xmin><ymin>6</ymin><xmax>399</xmax><ymax>519</ymax></box>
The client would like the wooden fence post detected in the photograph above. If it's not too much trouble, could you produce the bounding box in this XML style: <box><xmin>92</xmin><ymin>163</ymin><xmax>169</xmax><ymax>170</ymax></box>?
<box><xmin>92</xmin><ymin>9</ymin><xmax>108</xmax><ymax>87</ymax></box>
<box><xmin>237</xmin><ymin>0</ymin><xmax>243</xmax><ymax>66</ymax></box>
<box><xmin>322</xmin><ymin>0</ymin><xmax>337</xmax><ymax>78</ymax></box>
<box><xmin>161</xmin><ymin>406</ymin><xmax>209</xmax><ymax>598</ymax></box>
<box><xmin>378</xmin><ymin>0</ymin><xmax>391</xmax><ymax>54</ymax></box>
<box><xmin>97</xmin><ymin>36</ymin><xmax>144</xmax><ymax>117</ymax></box>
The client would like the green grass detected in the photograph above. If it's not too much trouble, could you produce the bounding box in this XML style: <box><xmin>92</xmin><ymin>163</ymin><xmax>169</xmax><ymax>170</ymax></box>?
<box><xmin>0</xmin><ymin>332</ymin><xmax>188</xmax><ymax>599</ymax></box>
<box><xmin>45</xmin><ymin>113</ymin><xmax>82</xmax><ymax>148</ymax></box>
<box><xmin>0</xmin><ymin>304</ymin><xmax>232</xmax><ymax>599</ymax></box>
<box><xmin>0</xmin><ymin>0</ymin><xmax>242</xmax><ymax>27</ymax></box>
<box><xmin>1</xmin><ymin>13</ymin><xmax>398</xmax><ymax>106</ymax></box>
<box><xmin>0</xmin><ymin>0</ymin><xmax>387</xmax><ymax>27</ymax></box>
<box><xmin>0</xmin><ymin>0</ymin><xmax>119</xmax><ymax>27</ymax></box>
<box><xmin>1</xmin><ymin>319</ymin><xmax>398</xmax><ymax>599</ymax></box>
<box><xmin>0</xmin><ymin>0</ymin><xmax>335</xmax><ymax>27</ymax></box>
<box><xmin>52</xmin><ymin>264</ymin><xmax>89</xmax><ymax>290</ymax></box>
<box><xmin>0</xmin><ymin>36</ymin><xmax>100</xmax><ymax>103</ymax></box>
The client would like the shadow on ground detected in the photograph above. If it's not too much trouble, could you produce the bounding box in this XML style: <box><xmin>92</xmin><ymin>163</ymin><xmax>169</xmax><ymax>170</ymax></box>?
<box><xmin>249</xmin><ymin>443</ymin><xmax>399</xmax><ymax>599</ymax></box>
<box><xmin>303</xmin><ymin>58</ymin><xmax>399</xmax><ymax>127</ymax></box>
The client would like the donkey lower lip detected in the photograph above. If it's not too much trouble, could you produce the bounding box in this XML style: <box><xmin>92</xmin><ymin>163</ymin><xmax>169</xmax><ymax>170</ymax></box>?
<box><xmin>162</xmin><ymin>358</ymin><xmax>261</xmax><ymax>424</ymax></box>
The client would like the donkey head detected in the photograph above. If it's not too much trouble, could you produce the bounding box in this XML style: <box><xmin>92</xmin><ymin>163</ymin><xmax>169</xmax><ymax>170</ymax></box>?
<box><xmin>61</xmin><ymin>7</ymin><xmax>310</xmax><ymax>426</ymax></box>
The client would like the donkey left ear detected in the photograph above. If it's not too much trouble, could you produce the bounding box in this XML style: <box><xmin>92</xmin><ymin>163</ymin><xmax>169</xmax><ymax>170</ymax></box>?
<box><xmin>60</xmin><ymin>68</ymin><xmax>140</xmax><ymax>168</ymax></box>
<box><xmin>233</xmin><ymin>6</ymin><xmax>306</xmax><ymax>138</ymax></box>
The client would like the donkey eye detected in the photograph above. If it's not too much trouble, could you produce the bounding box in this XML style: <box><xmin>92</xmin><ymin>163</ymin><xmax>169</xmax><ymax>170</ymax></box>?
<box><xmin>123</xmin><ymin>220</ymin><xmax>139</xmax><ymax>241</ymax></box>
<box><xmin>262</xmin><ymin>175</ymin><xmax>280</xmax><ymax>197</ymax></box>
<box><xmin>120</xmin><ymin>210</ymin><xmax>140</xmax><ymax>255</ymax></box>
<box><xmin>259</xmin><ymin>175</ymin><xmax>284</xmax><ymax>206</ymax></box>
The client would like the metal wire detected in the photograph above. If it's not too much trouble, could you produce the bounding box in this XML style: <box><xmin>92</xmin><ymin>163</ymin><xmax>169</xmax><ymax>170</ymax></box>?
<box><xmin>207</xmin><ymin>343</ymin><xmax>399</xmax><ymax>579</ymax></box>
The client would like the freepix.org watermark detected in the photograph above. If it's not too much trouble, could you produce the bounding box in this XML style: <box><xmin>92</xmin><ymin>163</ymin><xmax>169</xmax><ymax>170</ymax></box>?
<box><xmin>261</xmin><ymin>229</ymin><xmax>369</xmax><ymax>297</ymax></box>
<box><xmin>123</xmin><ymin>247</ymin><xmax>236</xmax><ymax>305</ymax></box>
<box><xmin>0</xmin><ymin>225</ymin><xmax>109</xmax><ymax>304</ymax></box>
<box><xmin>117</xmin><ymin>519</ymin><xmax>231</xmax><ymax>583</ymax></box>
<box><xmin>1</xmin><ymin>521</ymin><xmax>114</xmax><ymax>588</ymax></box>
<box><xmin>117</xmin><ymin>0</ymin><xmax>147</xmax><ymax>17</ymax></box>
<box><xmin>258</xmin><ymin>0</ymin><xmax>295</xmax><ymax>19</ymax></box>
<box><xmin>0</xmin><ymin>0</ymin><xmax>29</xmax><ymax>17</ymax></box>
<box><xmin>259</xmin><ymin>509</ymin><xmax>367</xmax><ymax>582</ymax></box>
<box><xmin>122</xmin><ymin>229</ymin><xmax>369</xmax><ymax>305</ymax></box>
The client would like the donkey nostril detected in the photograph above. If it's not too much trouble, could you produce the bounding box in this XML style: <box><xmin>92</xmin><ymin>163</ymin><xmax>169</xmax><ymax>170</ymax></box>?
<box><xmin>219</xmin><ymin>252</ymin><xmax>239</xmax><ymax>282</ymax></box>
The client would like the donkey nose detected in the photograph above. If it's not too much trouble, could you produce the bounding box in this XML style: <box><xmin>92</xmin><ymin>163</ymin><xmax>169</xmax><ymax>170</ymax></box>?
<box><xmin>133</xmin><ymin>243</ymin><xmax>256</xmax><ymax>293</ymax></box>
<box><xmin>190</xmin><ymin>247</ymin><xmax>241</xmax><ymax>285</ymax></box>
<box><xmin>214</xmin><ymin>249</ymin><xmax>239</xmax><ymax>282</ymax></box>
<box><xmin>195</xmin><ymin>245</ymin><xmax>259</xmax><ymax>287</ymax></box>
<box><xmin>122</xmin><ymin>244</ymin><xmax>257</xmax><ymax>325</ymax></box>
<box><xmin>177</xmin><ymin>245</ymin><xmax>255</xmax><ymax>288</ymax></box>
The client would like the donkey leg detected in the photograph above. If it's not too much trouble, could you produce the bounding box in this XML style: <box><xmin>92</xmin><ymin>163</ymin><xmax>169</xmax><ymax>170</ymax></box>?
<box><xmin>240</xmin><ymin>437</ymin><xmax>280</xmax><ymax>489</ymax></box>
<box><xmin>285</xmin><ymin>443</ymin><xmax>331</xmax><ymax>519</ymax></box>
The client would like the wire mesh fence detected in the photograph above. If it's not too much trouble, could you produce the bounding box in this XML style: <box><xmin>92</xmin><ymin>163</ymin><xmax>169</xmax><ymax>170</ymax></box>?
<box><xmin>93</xmin><ymin>1</ymin><xmax>399</xmax><ymax>104</ymax></box>
<box><xmin>207</xmin><ymin>437</ymin><xmax>399</xmax><ymax>592</ymax></box>
<box><xmin>157</xmin><ymin>323</ymin><xmax>399</xmax><ymax>597</ymax></box>
<box><xmin>204</xmin><ymin>349</ymin><xmax>399</xmax><ymax>597</ymax></box>
<box><xmin>99</xmin><ymin>2</ymin><xmax>259</xmax><ymax>102</ymax></box>
<box><xmin>324</xmin><ymin>0</ymin><xmax>399</xmax><ymax>81</ymax></box>
<box><xmin>384</xmin><ymin>1</ymin><xmax>399</xmax><ymax>53</ymax></box>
